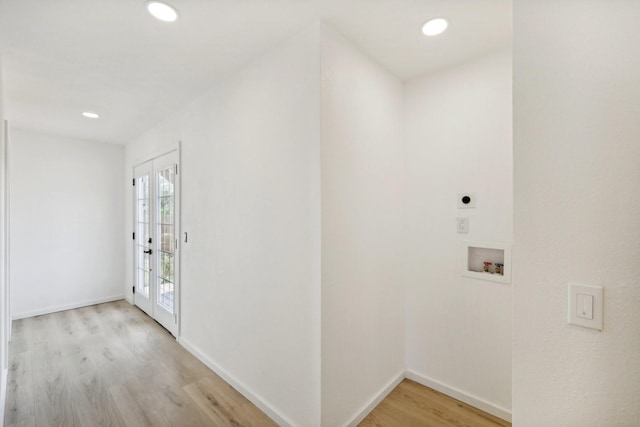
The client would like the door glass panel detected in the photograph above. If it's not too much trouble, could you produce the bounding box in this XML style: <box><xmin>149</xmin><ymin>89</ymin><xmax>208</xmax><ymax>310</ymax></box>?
<box><xmin>136</xmin><ymin>175</ymin><xmax>151</xmax><ymax>297</ymax></box>
<box><xmin>156</xmin><ymin>166</ymin><xmax>175</xmax><ymax>312</ymax></box>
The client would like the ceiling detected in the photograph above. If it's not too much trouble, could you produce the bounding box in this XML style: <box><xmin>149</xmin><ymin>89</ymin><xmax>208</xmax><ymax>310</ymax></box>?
<box><xmin>0</xmin><ymin>0</ymin><xmax>512</xmax><ymax>144</ymax></box>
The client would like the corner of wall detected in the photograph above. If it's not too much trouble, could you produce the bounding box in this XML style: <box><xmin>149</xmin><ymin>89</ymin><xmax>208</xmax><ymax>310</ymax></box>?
<box><xmin>344</xmin><ymin>370</ymin><xmax>405</xmax><ymax>427</ymax></box>
<box><xmin>319</xmin><ymin>22</ymin><xmax>406</xmax><ymax>426</ymax></box>
<box><xmin>406</xmin><ymin>370</ymin><xmax>512</xmax><ymax>422</ymax></box>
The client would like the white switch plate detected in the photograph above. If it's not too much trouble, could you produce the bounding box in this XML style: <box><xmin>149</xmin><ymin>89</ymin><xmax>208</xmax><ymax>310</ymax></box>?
<box><xmin>568</xmin><ymin>282</ymin><xmax>603</xmax><ymax>331</ymax></box>
<box><xmin>456</xmin><ymin>217</ymin><xmax>469</xmax><ymax>233</ymax></box>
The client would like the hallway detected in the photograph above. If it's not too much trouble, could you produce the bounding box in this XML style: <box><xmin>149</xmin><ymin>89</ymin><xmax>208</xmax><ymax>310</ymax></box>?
<box><xmin>3</xmin><ymin>301</ymin><xmax>276</xmax><ymax>427</ymax></box>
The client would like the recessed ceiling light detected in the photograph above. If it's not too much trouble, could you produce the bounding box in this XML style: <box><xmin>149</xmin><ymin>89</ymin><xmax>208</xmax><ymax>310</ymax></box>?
<box><xmin>82</xmin><ymin>112</ymin><xmax>100</xmax><ymax>119</ymax></box>
<box><xmin>422</xmin><ymin>18</ymin><xmax>449</xmax><ymax>36</ymax></box>
<box><xmin>147</xmin><ymin>1</ymin><xmax>179</xmax><ymax>22</ymax></box>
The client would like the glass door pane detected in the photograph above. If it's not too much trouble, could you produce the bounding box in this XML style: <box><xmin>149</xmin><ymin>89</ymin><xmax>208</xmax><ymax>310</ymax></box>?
<box><xmin>155</xmin><ymin>166</ymin><xmax>175</xmax><ymax>313</ymax></box>
<box><xmin>133</xmin><ymin>159</ymin><xmax>154</xmax><ymax>317</ymax></box>
<box><xmin>136</xmin><ymin>174</ymin><xmax>151</xmax><ymax>297</ymax></box>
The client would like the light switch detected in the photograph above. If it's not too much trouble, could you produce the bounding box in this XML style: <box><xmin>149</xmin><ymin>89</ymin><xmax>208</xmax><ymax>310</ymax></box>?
<box><xmin>576</xmin><ymin>293</ymin><xmax>593</xmax><ymax>320</ymax></box>
<box><xmin>568</xmin><ymin>282</ymin><xmax>603</xmax><ymax>331</ymax></box>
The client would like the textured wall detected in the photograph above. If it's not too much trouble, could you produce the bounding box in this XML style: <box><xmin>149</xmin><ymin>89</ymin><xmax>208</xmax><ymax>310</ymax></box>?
<box><xmin>513</xmin><ymin>1</ymin><xmax>640</xmax><ymax>425</ymax></box>
<box><xmin>0</xmin><ymin>53</ymin><xmax>7</xmax><ymax>376</ymax></box>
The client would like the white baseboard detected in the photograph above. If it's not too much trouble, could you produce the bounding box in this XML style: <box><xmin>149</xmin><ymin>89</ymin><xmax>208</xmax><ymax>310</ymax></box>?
<box><xmin>177</xmin><ymin>336</ymin><xmax>295</xmax><ymax>427</ymax></box>
<box><xmin>346</xmin><ymin>370</ymin><xmax>405</xmax><ymax>427</ymax></box>
<box><xmin>1</xmin><ymin>367</ymin><xmax>8</xmax><ymax>427</ymax></box>
<box><xmin>123</xmin><ymin>295</ymin><xmax>134</xmax><ymax>305</ymax></box>
<box><xmin>12</xmin><ymin>295</ymin><xmax>125</xmax><ymax>320</ymax></box>
<box><xmin>405</xmin><ymin>370</ymin><xmax>512</xmax><ymax>422</ymax></box>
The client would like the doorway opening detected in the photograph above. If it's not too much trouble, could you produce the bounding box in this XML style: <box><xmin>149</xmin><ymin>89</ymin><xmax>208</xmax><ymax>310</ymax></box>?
<box><xmin>133</xmin><ymin>149</ymin><xmax>180</xmax><ymax>336</ymax></box>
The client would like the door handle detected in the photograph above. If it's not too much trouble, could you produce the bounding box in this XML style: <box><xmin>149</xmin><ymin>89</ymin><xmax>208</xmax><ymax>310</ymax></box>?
<box><xmin>144</xmin><ymin>249</ymin><xmax>153</xmax><ymax>255</ymax></box>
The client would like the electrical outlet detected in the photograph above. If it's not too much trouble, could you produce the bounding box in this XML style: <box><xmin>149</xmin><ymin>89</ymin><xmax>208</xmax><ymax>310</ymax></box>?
<box><xmin>456</xmin><ymin>217</ymin><xmax>469</xmax><ymax>233</ymax></box>
<box><xmin>457</xmin><ymin>192</ymin><xmax>476</xmax><ymax>208</ymax></box>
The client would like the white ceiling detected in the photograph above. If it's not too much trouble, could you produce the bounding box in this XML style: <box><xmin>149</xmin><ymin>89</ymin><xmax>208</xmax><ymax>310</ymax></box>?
<box><xmin>0</xmin><ymin>0</ymin><xmax>511</xmax><ymax>144</ymax></box>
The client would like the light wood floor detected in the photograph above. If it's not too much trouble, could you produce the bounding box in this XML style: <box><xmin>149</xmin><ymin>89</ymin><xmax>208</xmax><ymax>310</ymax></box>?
<box><xmin>359</xmin><ymin>379</ymin><xmax>511</xmax><ymax>427</ymax></box>
<box><xmin>5</xmin><ymin>300</ymin><xmax>511</xmax><ymax>427</ymax></box>
<box><xmin>3</xmin><ymin>300</ymin><xmax>277</xmax><ymax>427</ymax></box>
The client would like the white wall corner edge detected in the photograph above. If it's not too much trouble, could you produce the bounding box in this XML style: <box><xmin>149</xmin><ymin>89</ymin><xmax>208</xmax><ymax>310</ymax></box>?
<box><xmin>0</xmin><ymin>367</ymin><xmax>8</xmax><ymax>427</ymax></box>
<box><xmin>345</xmin><ymin>370</ymin><xmax>405</xmax><ymax>427</ymax></box>
<box><xmin>123</xmin><ymin>295</ymin><xmax>134</xmax><ymax>305</ymax></box>
<box><xmin>405</xmin><ymin>369</ymin><xmax>512</xmax><ymax>423</ymax></box>
<box><xmin>177</xmin><ymin>336</ymin><xmax>295</xmax><ymax>427</ymax></box>
<box><xmin>11</xmin><ymin>295</ymin><xmax>125</xmax><ymax>320</ymax></box>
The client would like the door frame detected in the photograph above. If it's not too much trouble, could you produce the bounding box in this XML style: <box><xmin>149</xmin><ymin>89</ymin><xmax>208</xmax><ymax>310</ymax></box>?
<box><xmin>131</xmin><ymin>142</ymin><xmax>181</xmax><ymax>337</ymax></box>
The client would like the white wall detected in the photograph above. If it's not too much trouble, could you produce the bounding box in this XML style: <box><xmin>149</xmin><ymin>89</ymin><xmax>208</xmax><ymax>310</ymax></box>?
<box><xmin>404</xmin><ymin>51</ymin><xmax>513</xmax><ymax>419</ymax></box>
<box><xmin>320</xmin><ymin>27</ymin><xmax>406</xmax><ymax>427</ymax></box>
<box><xmin>513</xmin><ymin>1</ymin><xmax>640</xmax><ymax>425</ymax></box>
<box><xmin>10</xmin><ymin>129</ymin><xmax>125</xmax><ymax>318</ymax></box>
<box><xmin>124</xmin><ymin>26</ymin><xmax>321</xmax><ymax>427</ymax></box>
<box><xmin>122</xmin><ymin>22</ymin><xmax>513</xmax><ymax>427</ymax></box>
<box><xmin>0</xmin><ymin>52</ymin><xmax>8</xmax><ymax>414</ymax></box>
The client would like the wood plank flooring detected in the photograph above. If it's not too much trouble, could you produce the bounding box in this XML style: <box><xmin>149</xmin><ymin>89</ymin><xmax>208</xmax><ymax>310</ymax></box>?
<box><xmin>3</xmin><ymin>300</ymin><xmax>277</xmax><ymax>427</ymax></box>
<box><xmin>359</xmin><ymin>379</ymin><xmax>511</xmax><ymax>427</ymax></box>
<box><xmin>5</xmin><ymin>300</ymin><xmax>511</xmax><ymax>427</ymax></box>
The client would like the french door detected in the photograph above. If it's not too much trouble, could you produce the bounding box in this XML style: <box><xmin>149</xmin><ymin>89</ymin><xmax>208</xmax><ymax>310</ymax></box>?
<box><xmin>133</xmin><ymin>150</ymin><xmax>180</xmax><ymax>336</ymax></box>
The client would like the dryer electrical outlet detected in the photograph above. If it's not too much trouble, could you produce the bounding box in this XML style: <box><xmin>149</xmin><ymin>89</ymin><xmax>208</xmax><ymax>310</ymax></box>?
<box><xmin>457</xmin><ymin>192</ymin><xmax>476</xmax><ymax>208</ymax></box>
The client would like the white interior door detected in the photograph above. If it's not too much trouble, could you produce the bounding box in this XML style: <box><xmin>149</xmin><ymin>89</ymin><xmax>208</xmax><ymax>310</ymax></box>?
<box><xmin>133</xmin><ymin>151</ymin><xmax>180</xmax><ymax>336</ymax></box>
